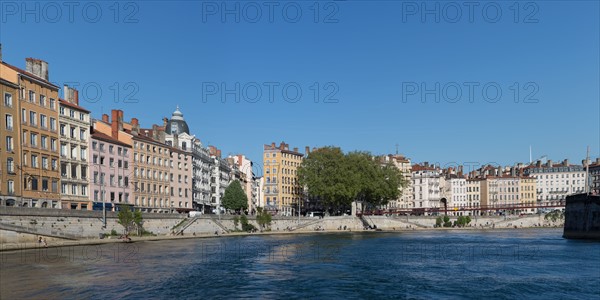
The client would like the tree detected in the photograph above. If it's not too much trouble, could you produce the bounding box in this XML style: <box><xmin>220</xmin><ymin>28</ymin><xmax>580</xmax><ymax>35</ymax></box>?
<box><xmin>256</xmin><ymin>207</ymin><xmax>272</xmax><ymax>231</ymax></box>
<box><xmin>221</xmin><ymin>180</ymin><xmax>248</xmax><ymax>214</ymax></box>
<box><xmin>443</xmin><ymin>215</ymin><xmax>452</xmax><ymax>227</ymax></box>
<box><xmin>233</xmin><ymin>216</ymin><xmax>240</xmax><ymax>230</ymax></box>
<box><xmin>298</xmin><ymin>147</ymin><xmax>407</xmax><ymax>213</ymax></box>
<box><xmin>240</xmin><ymin>215</ymin><xmax>256</xmax><ymax>232</ymax></box>
<box><xmin>118</xmin><ymin>209</ymin><xmax>143</xmax><ymax>235</ymax></box>
<box><xmin>298</xmin><ymin>147</ymin><xmax>354</xmax><ymax>208</ymax></box>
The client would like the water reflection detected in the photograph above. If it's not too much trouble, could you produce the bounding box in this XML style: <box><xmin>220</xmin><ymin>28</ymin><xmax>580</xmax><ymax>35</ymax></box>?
<box><xmin>1</xmin><ymin>229</ymin><xmax>599</xmax><ymax>299</ymax></box>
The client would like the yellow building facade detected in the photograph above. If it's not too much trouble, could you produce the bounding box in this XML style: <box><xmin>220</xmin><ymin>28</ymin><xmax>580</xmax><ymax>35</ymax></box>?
<box><xmin>263</xmin><ymin>142</ymin><xmax>304</xmax><ymax>216</ymax></box>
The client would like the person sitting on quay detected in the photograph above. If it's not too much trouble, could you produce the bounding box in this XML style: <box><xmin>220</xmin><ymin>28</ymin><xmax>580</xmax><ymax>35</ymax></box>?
<box><xmin>119</xmin><ymin>234</ymin><xmax>132</xmax><ymax>242</ymax></box>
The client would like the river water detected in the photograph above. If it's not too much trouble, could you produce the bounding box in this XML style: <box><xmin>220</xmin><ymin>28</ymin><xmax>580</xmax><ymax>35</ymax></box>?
<box><xmin>1</xmin><ymin>228</ymin><xmax>599</xmax><ymax>299</ymax></box>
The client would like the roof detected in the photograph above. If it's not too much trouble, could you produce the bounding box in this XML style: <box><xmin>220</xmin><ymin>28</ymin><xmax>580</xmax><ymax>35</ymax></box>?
<box><xmin>90</xmin><ymin>131</ymin><xmax>131</xmax><ymax>148</ymax></box>
<box><xmin>1</xmin><ymin>61</ymin><xmax>59</xmax><ymax>89</ymax></box>
<box><xmin>411</xmin><ymin>164</ymin><xmax>437</xmax><ymax>171</ymax></box>
<box><xmin>59</xmin><ymin>99</ymin><xmax>90</xmax><ymax>113</ymax></box>
<box><xmin>127</xmin><ymin>129</ymin><xmax>168</xmax><ymax>147</ymax></box>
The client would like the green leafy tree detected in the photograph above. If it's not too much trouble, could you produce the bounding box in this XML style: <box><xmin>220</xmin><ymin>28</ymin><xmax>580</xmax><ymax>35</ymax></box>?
<box><xmin>233</xmin><ymin>216</ymin><xmax>240</xmax><ymax>230</ymax></box>
<box><xmin>298</xmin><ymin>147</ymin><xmax>407</xmax><ymax>213</ymax></box>
<box><xmin>435</xmin><ymin>216</ymin><xmax>443</xmax><ymax>227</ymax></box>
<box><xmin>222</xmin><ymin>180</ymin><xmax>248</xmax><ymax>214</ymax></box>
<box><xmin>256</xmin><ymin>207</ymin><xmax>272</xmax><ymax>231</ymax></box>
<box><xmin>443</xmin><ymin>215</ymin><xmax>452</xmax><ymax>227</ymax></box>
<box><xmin>240</xmin><ymin>215</ymin><xmax>256</xmax><ymax>232</ymax></box>
<box><xmin>118</xmin><ymin>209</ymin><xmax>143</xmax><ymax>235</ymax></box>
<box><xmin>298</xmin><ymin>147</ymin><xmax>355</xmax><ymax>208</ymax></box>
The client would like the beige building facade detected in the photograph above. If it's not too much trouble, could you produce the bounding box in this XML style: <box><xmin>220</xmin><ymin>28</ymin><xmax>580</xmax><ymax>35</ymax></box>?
<box><xmin>263</xmin><ymin>142</ymin><xmax>304</xmax><ymax>216</ymax></box>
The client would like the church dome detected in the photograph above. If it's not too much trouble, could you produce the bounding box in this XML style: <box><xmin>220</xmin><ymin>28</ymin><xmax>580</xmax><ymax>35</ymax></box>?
<box><xmin>165</xmin><ymin>106</ymin><xmax>190</xmax><ymax>135</ymax></box>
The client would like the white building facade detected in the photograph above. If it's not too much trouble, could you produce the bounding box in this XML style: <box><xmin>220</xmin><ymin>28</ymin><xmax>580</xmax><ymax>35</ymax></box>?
<box><xmin>58</xmin><ymin>86</ymin><xmax>90</xmax><ymax>209</ymax></box>
<box><xmin>411</xmin><ymin>164</ymin><xmax>444</xmax><ymax>215</ymax></box>
<box><xmin>524</xmin><ymin>159</ymin><xmax>586</xmax><ymax>207</ymax></box>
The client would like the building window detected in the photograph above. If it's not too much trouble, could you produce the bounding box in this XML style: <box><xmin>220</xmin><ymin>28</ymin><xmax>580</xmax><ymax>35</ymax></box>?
<box><xmin>5</xmin><ymin>114</ymin><xmax>13</xmax><ymax>130</ymax></box>
<box><xmin>7</xmin><ymin>180</ymin><xmax>15</xmax><ymax>194</ymax></box>
<box><xmin>40</xmin><ymin>114</ymin><xmax>47</xmax><ymax>128</ymax></box>
<box><xmin>6</xmin><ymin>136</ymin><xmax>13</xmax><ymax>152</ymax></box>
<box><xmin>60</xmin><ymin>124</ymin><xmax>66</xmax><ymax>136</ymax></box>
<box><xmin>29</xmin><ymin>111</ymin><xmax>37</xmax><ymax>126</ymax></box>
<box><xmin>31</xmin><ymin>177</ymin><xmax>38</xmax><ymax>190</ymax></box>
<box><xmin>4</xmin><ymin>92</ymin><xmax>12</xmax><ymax>107</ymax></box>
<box><xmin>7</xmin><ymin>158</ymin><xmax>15</xmax><ymax>173</ymax></box>
<box><xmin>60</xmin><ymin>144</ymin><xmax>68</xmax><ymax>157</ymax></box>
<box><xmin>49</xmin><ymin>98</ymin><xmax>56</xmax><ymax>110</ymax></box>
<box><xmin>42</xmin><ymin>157</ymin><xmax>48</xmax><ymax>169</ymax></box>
<box><xmin>30</xmin><ymin>133</ymin><xmax>38</xmax><ymax>147</ymax></box>
<box><xmin>41</xmin><ymin>136</ymin><xmax>48</xmax><ymax>149</ymax></box>
<box><xmin>50</xmin><ymin>180</ymin><xmax>57</xmax><ymax>193</ymax></box>
<box><xmin>69</xmin><ymin>109</ymin><xmax>75</xmax><ymax>118</ymax></box>
<box><xmin>42</xmin><ymin>178</ymin><xmax>49</xmax><ymax>191</ymax></box>
<box><xmin>51</xmin><ymin>159</ymin><xmax>57</xmax><ymax>171</ymax></box>
<box><xmin>49</xmin><ymin>117</ymin><xmax>56</xmax><ymax>131</ymax></box>
<box><xmin>21</xmin><ymin>109</ymin><xmax>26</xmax><ymax>123</ymax></box>
<box><xmin>29</xmin><ymin>90</ymin><xmax>35</xmax><ymax>102</ymax></box>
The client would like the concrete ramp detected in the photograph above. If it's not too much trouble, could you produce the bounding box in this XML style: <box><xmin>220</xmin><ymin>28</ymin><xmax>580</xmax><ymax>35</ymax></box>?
<box><xmin>0</xmin><ymin>222</ymin><xmax>79</xmax><ymax>240</ymax></box>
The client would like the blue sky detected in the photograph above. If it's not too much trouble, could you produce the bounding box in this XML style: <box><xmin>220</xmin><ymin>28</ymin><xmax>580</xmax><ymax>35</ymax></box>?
<box><xmin>1</xmin><ymin>1</ymin><xmax>598</xmax><ymax>173</ymax></box>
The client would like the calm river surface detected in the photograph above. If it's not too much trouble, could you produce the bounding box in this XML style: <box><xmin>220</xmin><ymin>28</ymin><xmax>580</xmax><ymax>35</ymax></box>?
<box><xmin>1</xmin><ymin>228</ymin><xmax>599</xmax><ymax>299</ymax></box>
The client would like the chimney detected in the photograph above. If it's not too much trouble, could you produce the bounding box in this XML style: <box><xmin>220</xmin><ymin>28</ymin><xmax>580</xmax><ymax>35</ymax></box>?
<box><xmin>152</xmin><ymin>124</ymin><xmax>160</xmax><ymax>140</ymax></box>
<box><xmin>117</xmin><ymin>110</ymin><xmax>124</xmax><ymax>131</ymax></box>
<box><xmin>536</xmin><ymin>160</ymin><xmax>542</xmax><ymax>167</ymax></box>
<box><xmin>563</xmin><ymin>159</ymin><xmax>569</xmax><ymax>166</ymax></box>
<box><xmin>546</xmin><ymin>160</ymin><xmax>553</xmax><ymax>168</ymax></box>
<box><xmin>25</xmin><ymin>58</ymin><xmax>49</xmax><ymax>81</ymax></box>
<box><xmin>305</xmin><ymin>146</ymin><xmax>310</xmax><ymax>155</ymax></box>
<box><xmin>131</xmin><ymin>118</ymin><xmax>139</xmax><ymax>135</ymax></box>
<box><xmin>111</xmin><ymin>110</ymin><xmax>120</xmax><ymax>139</ymax></box>
<box><xmin>63</xmin><ymin>85</ymin><xmax>79</xmax><ymax>105</ymax></box>
<box><xmin>102</xmin><ymin>114</ymin><xmax>109</xmax><ymax>123</ymax></box>
<box><xmin>271</xmin><ymin>142</ymin><xmax>275</xmax><ymax>148</ymax></box>
<box><xmin>293</xmin><ymin>147</ymin><xmax>298</xmax><ymax>153</ymax></box>
<box><xmin>163</xmin><ymin>117</ymin><xmax>168</xmax><ymax>127</ymax></box>
<box><xmin>596</xmin><ymin>158</ymin><xmax>600</xmax><ymax>165</ymax></box>
<box><xmin>217</xmin><ymin>150</ymin><xmax>221</xmax><ymax>158</ymax></box>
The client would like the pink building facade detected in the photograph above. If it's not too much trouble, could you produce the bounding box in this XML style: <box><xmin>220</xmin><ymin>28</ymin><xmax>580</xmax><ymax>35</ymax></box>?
<box><xmin>88</xmin><ymin>122</ymin><xmax>133</xmax><ymax>210</ymax></box>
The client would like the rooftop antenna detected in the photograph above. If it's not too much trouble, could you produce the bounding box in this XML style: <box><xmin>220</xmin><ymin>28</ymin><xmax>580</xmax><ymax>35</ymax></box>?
<box><xmin>395</xmin><ymin>143</ymin><xmax>399</xmax><ymax>155</ymax></box>
<box><xmin>529</xmin><ymin>145</ymin><xmax>532</xmax><ymax>164</ymax></box>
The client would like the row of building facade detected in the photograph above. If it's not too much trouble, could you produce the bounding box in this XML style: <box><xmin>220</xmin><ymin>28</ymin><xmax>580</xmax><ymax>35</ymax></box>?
<box><xmin>0</xmin><ymin>54</ymin><xmax>257</xmax><ymax>213</ymax></box>
<box><xmin>379</xmin><ymin>156</ymin><xmax>599</xmax><ymax>216</ymax></box>
<box><xmin>2</xmin><ymin>53</ymin><xmax>599</xmax><ymax>216</ymax></box>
